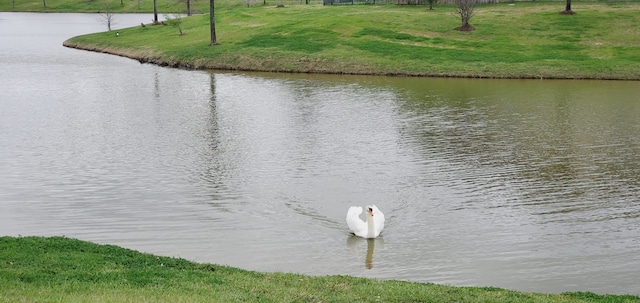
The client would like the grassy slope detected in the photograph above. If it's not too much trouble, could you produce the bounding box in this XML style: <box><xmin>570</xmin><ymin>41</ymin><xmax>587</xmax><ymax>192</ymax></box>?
<box><xmin>58</xmin><ymin>1</ymin><xmax>640</xmax><ymax>79</ymax></box>
<box><xmin>3</xmin><ymin>0</ymin><xmax>640</xmax><ymax>79</ymax></box>
<box><xmin>1</xmin><ymin>236</ymin><xmax>639</xmax><ymax>302</ymax></box>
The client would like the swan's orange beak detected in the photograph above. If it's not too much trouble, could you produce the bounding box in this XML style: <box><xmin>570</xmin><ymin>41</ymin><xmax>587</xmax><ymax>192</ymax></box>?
<box><xmin>368</xmin><ymin>208</ymin><xmax>373</xmax><ymax>216</ymax></box>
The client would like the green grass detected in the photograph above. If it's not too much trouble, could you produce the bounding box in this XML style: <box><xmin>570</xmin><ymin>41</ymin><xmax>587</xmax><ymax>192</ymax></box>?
<box><xmin>5</xmin><ymin>0</ymin><xmax>640</xmax><ymax>79</ymax></box>
<box><xmin>1</xmin><ymin>236</ymin><xmax>639</xmax><ymax>302</ymax></box>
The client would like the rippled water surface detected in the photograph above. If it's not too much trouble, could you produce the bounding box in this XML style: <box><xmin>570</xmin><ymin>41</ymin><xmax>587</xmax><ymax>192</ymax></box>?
<box><xmin>1</xmin><ymin>12</ymin><xmax>639</xmax><ymax>295</ymax></box>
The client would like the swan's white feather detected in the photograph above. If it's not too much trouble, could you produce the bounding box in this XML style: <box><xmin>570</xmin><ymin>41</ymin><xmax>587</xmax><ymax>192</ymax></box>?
<box><xmin>346</xmin><ymin>206</ymin><xmax>367</xmax><ymax>237</ymax></box>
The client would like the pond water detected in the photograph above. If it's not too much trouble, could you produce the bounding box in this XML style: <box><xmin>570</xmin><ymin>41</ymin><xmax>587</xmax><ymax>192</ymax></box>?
<box><xmin>1</xmin><ymin>12</ymin><xmax>639</xmax><ymax>295</ymax></box>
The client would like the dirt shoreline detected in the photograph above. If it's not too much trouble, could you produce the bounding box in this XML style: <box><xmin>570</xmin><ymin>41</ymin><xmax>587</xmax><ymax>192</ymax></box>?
<box><xmin>63</xmin><ymin>40</ymin><xmax>637</xmax><ymax>81</ymax></box>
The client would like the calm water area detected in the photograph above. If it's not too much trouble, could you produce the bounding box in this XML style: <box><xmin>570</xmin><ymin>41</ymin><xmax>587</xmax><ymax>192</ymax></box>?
<box><xmin>1</xmin><ymin>12</ymin><xmax>639</xmax><ymax>295</ymax></box>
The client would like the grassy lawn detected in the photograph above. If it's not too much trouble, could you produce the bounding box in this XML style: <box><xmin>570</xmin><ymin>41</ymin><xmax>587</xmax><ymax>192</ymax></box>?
<box><xmin>1</xmin><ymin>236</ymin><xmax>639</xmax><ymax>302</ymax></box>
<box><xmin>58</xmin><ymin>1</ymin><xmax>640</xmax><ymax>79</ymax></box>
<box><xmin>3</xmin><ymin>0</ymin><xmax>639</xmax><ymax>79</ymax></box>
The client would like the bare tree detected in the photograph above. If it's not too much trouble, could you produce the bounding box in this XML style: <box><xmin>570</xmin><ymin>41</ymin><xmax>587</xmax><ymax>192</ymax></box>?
<box><xmin>165</xmin><ymin>14</ymin><xmax>184</xmax><ymax>35</ymax></box>
<box><xmin>210</xmin><ymin>0</ymin><xmax>217</xmax><ymax>45</ymax></box>
<box><xmin>454</xmin><ymin>0</ymin><xmax>475</xmax><ymax>31</ymax></box>
<box><xmin>99</xmin><ymin>0</ymin><xmax>116</xmax><ymax>31</ymax></box>
<box><xmin>427</xmin><ymin>0</ymin><xmax>436</xmax><ymax>10</ymax></box>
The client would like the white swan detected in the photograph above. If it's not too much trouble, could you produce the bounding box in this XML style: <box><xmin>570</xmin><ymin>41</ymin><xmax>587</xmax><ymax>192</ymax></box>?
<box><xmin>346</xmin><ymin>205</ymin><xmax>385</xmax><ymax>238</ymax></box>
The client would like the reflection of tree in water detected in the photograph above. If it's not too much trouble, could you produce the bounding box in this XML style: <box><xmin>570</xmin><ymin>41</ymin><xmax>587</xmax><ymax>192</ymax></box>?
<box><xmin>154</xmin><ymin>71</ymin><xmax>160</xmax><ymax>99</ymax></box>
<box><xmin>195</xmin><ymin>72</ymin><xmax>237</xmax><ymax>213</ymax></box>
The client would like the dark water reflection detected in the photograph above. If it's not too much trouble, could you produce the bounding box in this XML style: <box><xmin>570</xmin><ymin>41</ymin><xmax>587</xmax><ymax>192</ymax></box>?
<box><xmin>1</xmin><ymin>13</ymin><xmax>640</xmax><ymax>295</ymax></box>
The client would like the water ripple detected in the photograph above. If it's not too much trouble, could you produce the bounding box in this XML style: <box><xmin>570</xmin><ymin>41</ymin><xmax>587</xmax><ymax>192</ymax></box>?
<box><xmin>1</xmin><ymin>15</ymin><xmax>640</xmax><ymax>294</ymax></box>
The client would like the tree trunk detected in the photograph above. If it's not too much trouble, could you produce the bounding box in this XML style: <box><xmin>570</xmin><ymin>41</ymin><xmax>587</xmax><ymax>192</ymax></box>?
<box><xmin>153</xmin><ymin>0</ymin><xmax>159</xmax><ymax>24</ymax></box>
<box><xmin>187</xmin><ymin>0</ymin><xmax>192</xmax><ymax>16</ymax></box>
<box><xmin>560</xmin><ymin>0</ymin><xmax>574</xmax><ymax>15</ymax></box>
<box><xmin>210</xmin><ymin>0</ymin><xmax>217</xmax><ymax>45</ymax></box>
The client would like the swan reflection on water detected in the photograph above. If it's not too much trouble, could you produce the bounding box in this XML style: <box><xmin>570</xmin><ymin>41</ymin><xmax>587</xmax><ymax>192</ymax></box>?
<box><xmin>347</xmin><ymin>236</ymin><xmax>384</xmax><ymax>269</ymax></box>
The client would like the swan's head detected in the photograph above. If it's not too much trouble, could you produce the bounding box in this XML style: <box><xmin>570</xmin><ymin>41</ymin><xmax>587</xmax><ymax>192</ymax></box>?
<box><xmin>366</xmin><ymin>205</ymin><xmax>374</xmax><ymax>217</ymax></box>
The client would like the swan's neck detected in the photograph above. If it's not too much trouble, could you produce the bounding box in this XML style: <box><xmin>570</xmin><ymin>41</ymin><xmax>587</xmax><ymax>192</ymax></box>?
<box><xmin>366</xmin><ymin>215</ymin><xmax>375</xmax><ymax>238</ymax></box>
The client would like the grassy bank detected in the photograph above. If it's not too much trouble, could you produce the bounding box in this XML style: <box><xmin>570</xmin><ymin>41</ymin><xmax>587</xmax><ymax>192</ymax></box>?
<box><xmin>59</xmin><ymin>2</ymin><xmax>640</xmax><ymax>79</ymax></box>
<box><xmin>1</xmin><ymin>236</ymin><xmax>639</xmax><ymax>302</ymax></box>
<box><xmin>4</xmin><ymin>0</ymin><xmax>640</xmax><ymax>79</ymax></box>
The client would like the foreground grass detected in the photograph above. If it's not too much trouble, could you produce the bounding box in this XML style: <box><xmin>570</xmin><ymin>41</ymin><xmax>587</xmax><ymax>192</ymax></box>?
<box><xmin>60</xmin><ymin>2</ymin><xmax>640</xmax><ymax>79</ymax></box>
<box><xmin>1</xmin><ymin>236</ymin><xmax>639</xmax><ymax>302</ymax></box>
